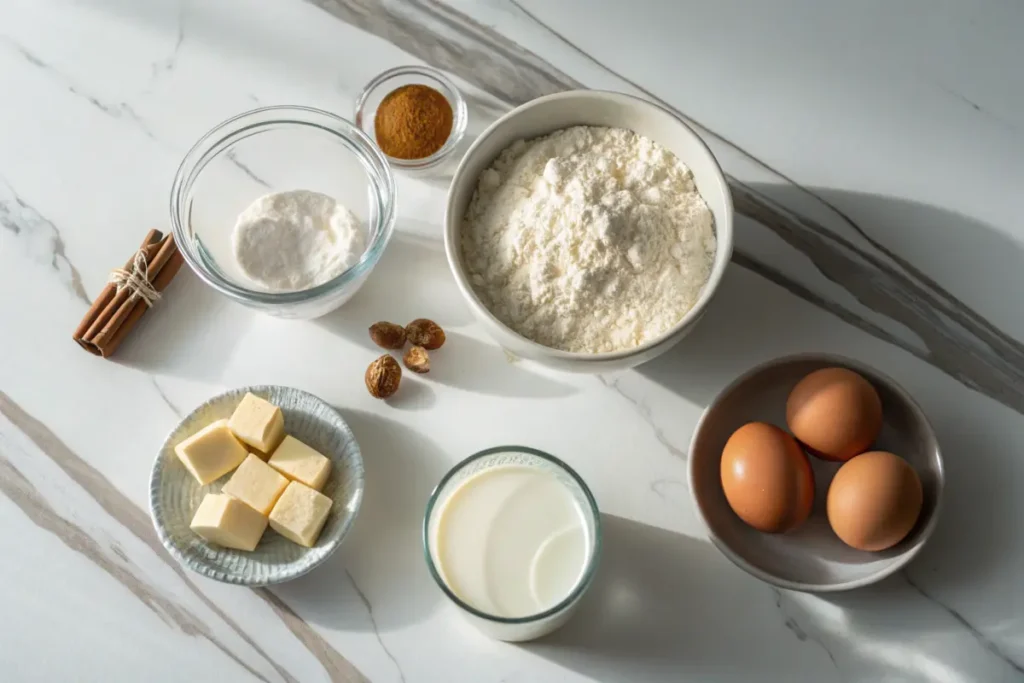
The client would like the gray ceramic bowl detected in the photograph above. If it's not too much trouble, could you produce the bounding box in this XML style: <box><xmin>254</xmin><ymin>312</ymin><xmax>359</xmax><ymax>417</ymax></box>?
<box><xmin>688</xmin><ymin>353</ymin><xmax>944</xmax><ymax>592</ymax></box>
<box><xmin>149</xmin><ymin>385</ymin><xmax>364</xmax><ymax>586</ymax></box>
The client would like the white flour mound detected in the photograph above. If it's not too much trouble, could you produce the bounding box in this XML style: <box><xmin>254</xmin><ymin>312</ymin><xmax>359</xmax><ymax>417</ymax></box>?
<box><xmin>461</xmin><ymin>126</ymin><xmax>717</xmax><ymax>353</ymax></box>
<box><xmin>233</xmin><ymin>190</ymin><xmax>365</xmax><ymax>292</ymax></box>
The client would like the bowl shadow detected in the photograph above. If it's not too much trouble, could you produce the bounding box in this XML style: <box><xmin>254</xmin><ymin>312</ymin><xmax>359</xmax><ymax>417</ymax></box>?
<box><xmin>315</xmin><ymin>231</ymin><xmax>474</xmax><ymax>344</ymax></box>
<box><xmin>316</xmin><ymin>233</ymin><xmax>575</xmax><ymax>399</ymax></box>
<box><xmin>526</xmin><ymin>515</ymin><xmax>815</xmax><ymax>681</ymax></box>
<box><xmin>427</xmin><ymin>330</ymin><xmax>575</xmax><ymax>398</ymax></box>
<box><xmin>114</xmin><ymin>271</ymin><xmax>252</xmax><ymax>383</ymax></box>
<box><xmin>639</xmin><ymin>264</ymin><xmax>1006</xmax><ymax>603</ymax></box>
<box><xmin>265</xmin><ymin>409</ymin><xmax>449</xmax><ymax>632</ymax></box>
<box><xmin>384</xmin><ymin>374</ymin><xmax>437</xmax><ymax>411</ymax></box>
<box><xmin>637</xmin><ymin>188</ymin><xmax>1022</xmax><ymax>648</ymax></box>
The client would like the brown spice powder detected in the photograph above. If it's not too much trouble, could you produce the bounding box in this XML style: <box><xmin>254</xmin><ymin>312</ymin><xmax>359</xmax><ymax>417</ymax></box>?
<box><xmin>374</xmin><ymin>84</ymin><xmax>453</xmax><ymax>160</ymax></box>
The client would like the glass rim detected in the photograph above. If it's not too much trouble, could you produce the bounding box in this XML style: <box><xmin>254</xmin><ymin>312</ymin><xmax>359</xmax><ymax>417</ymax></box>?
<box><xmin>421</xmin><ymin>445</ymin><xmax>602</xmax><ymax>625</ymax></box>
<box><xmin>169</xmin><ymin>105</ymin><xmax>397</xmax><ymax>305</ymax></box>
<box><xmin>354</xmin><ymin>65</ymin><xmax>469</xmax><ymax>170</ymax></box>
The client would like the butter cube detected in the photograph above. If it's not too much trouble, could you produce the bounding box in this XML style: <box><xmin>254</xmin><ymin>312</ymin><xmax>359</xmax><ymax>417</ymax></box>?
<box><xmin>222</xmin><ymin>454</ymin><xmax>289</xmax><ymax>515</ymax></box>
<box><xmin>174</xmin><ymin>419</ymin><xmax>248</xmax><ymax>485</ymax></box>
<box><xmin>190</xmin><ymin>493</ymin><xmax>268</xmax><ymax>551</ymax></box>
<box><xmin>268</xmin><ymin>436</ymin><xmax>332</xmax><ymax>491</ymax></box>
<box><xmin>228</xmin><ymin>393</ymin><xmax>286</xmax><ymax>454</ymax></box>
<box><xmin>247</xmin><ymin>447</ymin><xmax>271</xmax><ymax>462</ymax></box>
<box><xmin>269</xmin><ymin>482</ymin><xmax>332</xmax><ymax>547</ymax></box>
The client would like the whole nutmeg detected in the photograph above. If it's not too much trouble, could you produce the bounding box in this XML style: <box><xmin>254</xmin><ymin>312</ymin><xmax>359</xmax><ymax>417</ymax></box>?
<box><xmin>365</xmin><ymin>354</ymin><xmax>401</xmax><ymax>398</ymax></box>
<box><xmin>369</xmin><ymin>321</ymin><xmax>406</xmax><ymax>350</ymax></box>
<box><xmin>403</xmin><ymin>346</ymin><xmax>430</xmax><ymax>373</ymax></box>
<box><xmin>406</xmin><ymin>318</ymin><xmax>445</xmax><ymax>350</ymax></box>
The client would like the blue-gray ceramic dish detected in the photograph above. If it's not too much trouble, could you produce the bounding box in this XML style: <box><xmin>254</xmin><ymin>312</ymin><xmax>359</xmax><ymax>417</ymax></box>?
<box><xmin>149</xmin><ymin>385</ymin><xmax>363</xmax><ymax>585</ymax></box>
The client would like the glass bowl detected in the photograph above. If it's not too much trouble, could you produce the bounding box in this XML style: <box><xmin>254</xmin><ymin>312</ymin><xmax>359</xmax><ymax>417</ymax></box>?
<box><xmin>354</xmin><ymin>65</ymin><xmax>468</xmax><ymax>173</ymax></box>
<box><xmin>170</xmin><ymin>105</ymin><xmax>396</xmax><ymax>319</ymax></box>
<box><xmin>423</xmin><ymin>446</ymin><xmax>601</xmax><ymax>642</ymax></box>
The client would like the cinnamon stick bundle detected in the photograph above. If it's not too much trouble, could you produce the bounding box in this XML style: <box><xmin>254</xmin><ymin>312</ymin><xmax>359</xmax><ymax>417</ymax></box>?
<box><xmin>73</xmin><ymin>230</ymin><xmax>185</xmax><ymax>357</ymax></box>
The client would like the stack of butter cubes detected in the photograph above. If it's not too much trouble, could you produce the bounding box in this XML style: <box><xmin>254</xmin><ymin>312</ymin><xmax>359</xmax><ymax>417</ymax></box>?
<box><xmin>175</xmin><ymin>393</ymin><xmax>334</xmax><ymax>552</ymax></box>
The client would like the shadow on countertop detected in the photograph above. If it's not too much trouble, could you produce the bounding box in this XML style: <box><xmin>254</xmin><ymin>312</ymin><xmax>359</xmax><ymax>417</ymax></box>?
<box><xmin>631</xmin><ymin>188</ymin><xmax>1024</xmax><ymax>673</ymax></box>
<box><xmin>316</xmin><ymin>231</ymin><xmax>576</xmax><ymax>399</ymax></box>
<box><xmin>728</xmin><ymin>184</ymin><xmax>1024</xmax><ymax>411</ymax></box>
<box><xmin>267</xmin><ymin>409</ymin><xmax>449</xmax><ymax>632</ymax></box>
<box><xmin>526</xmin><ymin>515</ymin><xmax>823</xmax><ymax>681</ymax></box>
<box><xmin>113</xmin><ymin>269</ymin><xmax>252</xmax><ymax>384</ymax></box>
<box><xmin>528</xmin><ymin>516</ymin><xmax>1019</xmax><ymax>682</ymax></box>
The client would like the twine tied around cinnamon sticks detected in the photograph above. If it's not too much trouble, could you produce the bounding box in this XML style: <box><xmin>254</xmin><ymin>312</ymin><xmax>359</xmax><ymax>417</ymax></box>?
<box><xmin>73</xmin><ymin>230</ymin><xmax>185</xmax><ymax>358</ymax></box>
<box><xmin>108</xmin><ymin>248</ymin><xmax>162</xmax><ymax>307</ymax></box>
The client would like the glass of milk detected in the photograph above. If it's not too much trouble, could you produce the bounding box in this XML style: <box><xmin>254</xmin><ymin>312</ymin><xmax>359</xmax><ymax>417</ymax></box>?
<box><xmin>423</xmin><ymin>446</ymin><xmax>601</xmax><ymax>642</ymax></box>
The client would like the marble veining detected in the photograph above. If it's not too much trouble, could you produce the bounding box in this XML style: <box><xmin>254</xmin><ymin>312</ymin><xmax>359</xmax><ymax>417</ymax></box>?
<box><xmin>0</xmin><ymin>35</ymin><xmax>160</xmax><ymax>143</ymax></box>
<box><xmin>0</xmin><ymin>175</ymin><xmax>89</xmax><ymax>304</ymax></box>
<box><xmin>310</xmin><ymin>0</ymin><xmax>1024</xmax><ymax>416</ymax></box>
<box><xmin>903</xmin><ymin>572</ymin><xmax>1024</xmax><ymax>677</ymax></box>
<box><xmin>1</xmin><ymin>0</ymin><xmax>1023</xmax><ymax>680</ymax></box>
<box><xmin>151</xmin><ymin>377</ymin><xmax>185</xmax><ymax>419</ymax></box>
<box><xmin>771</xmin><ymin>588</ymin><xmax>838</xmax><ymax>669</ymax></box>
<box><xmin>225</xmin><ymin>150</ymin><xmax>273</xmax><ymax>190</ymax></box>
<box><xmin>148</xmin><ymin>1</ymin><xmax>186</xmax><ymax>83</ymax></box>
<box><xmin>254</xmin><ymin>588</ymin><xmax>370</xmax><ymax>683</ymax></box>
<box><xmin>346</xmin><ymin>569</ymin><xmax>407</xmax><ymax>683</ymax></box>
<box><xmin>597</xmin><ymin>374</ymin><xmax>688</xmax><ymax>461</ymax></box>
<box><xmin>0</xmin><ymin>453</ymin><xmax>274</xmax><ymax>683</ymax></box>
<box><xmin>0</xmin><ymin>390</ymin><xmax>365</xmax><ymax>682</ymax></box>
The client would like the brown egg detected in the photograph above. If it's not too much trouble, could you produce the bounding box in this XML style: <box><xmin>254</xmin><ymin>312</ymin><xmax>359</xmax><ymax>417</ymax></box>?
<box><xmin>786</xmin><ymin>367</ymin><xmax>882</xmax><ymax>461</ymax></box>
<box><xmin>720</xmin><ymin>422</ymin><xmax>814</xmax><ymax>533</ymax></box>
<box><xmin>827</xmin><ymin>451</ymin><xmax>923</xmax><ymax>551</ymax></box>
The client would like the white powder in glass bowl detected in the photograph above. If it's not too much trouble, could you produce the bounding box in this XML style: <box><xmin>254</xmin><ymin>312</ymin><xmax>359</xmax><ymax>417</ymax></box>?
<box><xmin>461</xmin><ymin>126</ymin><xmax>717</xmax><ymax>354</ymax></box>
<box><xmin>232</xmin><ymin>190</ymin><xmax>365</xmax><ymax>292</ymax></box>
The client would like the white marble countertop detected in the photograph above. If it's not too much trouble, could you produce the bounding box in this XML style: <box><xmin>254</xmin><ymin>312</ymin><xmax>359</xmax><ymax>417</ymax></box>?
<box><xmin>2</xmin><ymin>0</ymin><xmax>1022</xmax><ymax>681</ymax></box>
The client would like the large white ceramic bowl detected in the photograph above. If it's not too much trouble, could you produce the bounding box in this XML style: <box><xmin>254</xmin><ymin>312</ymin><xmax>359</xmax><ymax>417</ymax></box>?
<box><xmin>444</xmin><ymin>90</ymin><xmax>733</xmax><ymax>373</ymax></box>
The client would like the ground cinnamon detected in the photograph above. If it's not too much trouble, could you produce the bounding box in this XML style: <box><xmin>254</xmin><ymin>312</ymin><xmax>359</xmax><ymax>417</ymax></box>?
<box><xmin>374</xmin><ymin>84</ymin><xmax>453</xmax><ymax>160</ymax></box>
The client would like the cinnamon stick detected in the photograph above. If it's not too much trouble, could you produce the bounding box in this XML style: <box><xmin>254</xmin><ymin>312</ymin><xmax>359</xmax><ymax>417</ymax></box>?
<box><xmin>74</xmin><ymin>229</ymin><xmax>160</xmax><ymax>349</ymax></box>
<box><xmin>102</xmin><ymin>245</ymin><xmax>185</xmax><ymax>355</ymax></box>
<box><xmin>73</xmin><ymin>230</ymin><xmax>184</xmax><ymax>358</ymax></box>
<box><xmin>91</xmin><ymin>234</ymin><xmax>179</xmax><ymax>348</ymax></box>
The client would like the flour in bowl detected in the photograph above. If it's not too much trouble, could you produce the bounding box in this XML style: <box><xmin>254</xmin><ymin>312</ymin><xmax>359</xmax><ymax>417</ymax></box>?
<box><xmin>461</xmin><ymin>126</ymin><xmax>716</xmax><ymax>353</ymax></box>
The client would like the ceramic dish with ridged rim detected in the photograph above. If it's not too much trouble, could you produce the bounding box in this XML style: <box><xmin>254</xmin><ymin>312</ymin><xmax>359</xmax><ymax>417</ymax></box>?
<box><xmin>149</xmin><ymin>385</ymin><xmax>364</xmax><ymax>586</ymax></box>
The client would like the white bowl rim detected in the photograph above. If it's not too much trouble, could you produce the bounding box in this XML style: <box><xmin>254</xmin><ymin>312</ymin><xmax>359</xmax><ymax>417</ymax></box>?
<box><xmin>686</xmin><ymin>352</ymin><xmax>946</xmax><ymax>592</ymax></box>
<box><xmin>444</xmin><ymin>89</ymin><xmax>734</xmax><ymax>361</ymax></box>
<box><xmin>148</xmin><ymin>384</ymin><xmax>365</xmax><ymax>586</ymax></box>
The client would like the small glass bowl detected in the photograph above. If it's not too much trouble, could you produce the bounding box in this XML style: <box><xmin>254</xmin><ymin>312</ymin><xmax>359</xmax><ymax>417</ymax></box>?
<box><xmin>170</xmin><ymin>105</ymin><xmax>396</xmax><ymax>319</ymax></box>
<box><xmin>354</xmin><ymin>65</ymin><xmax>468</xmax><ymax>173</ymax></box>
<box><xmin>423</xmin><ymin>446</ymin><xmax>601</xmax><ymax>642</ymax></box>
